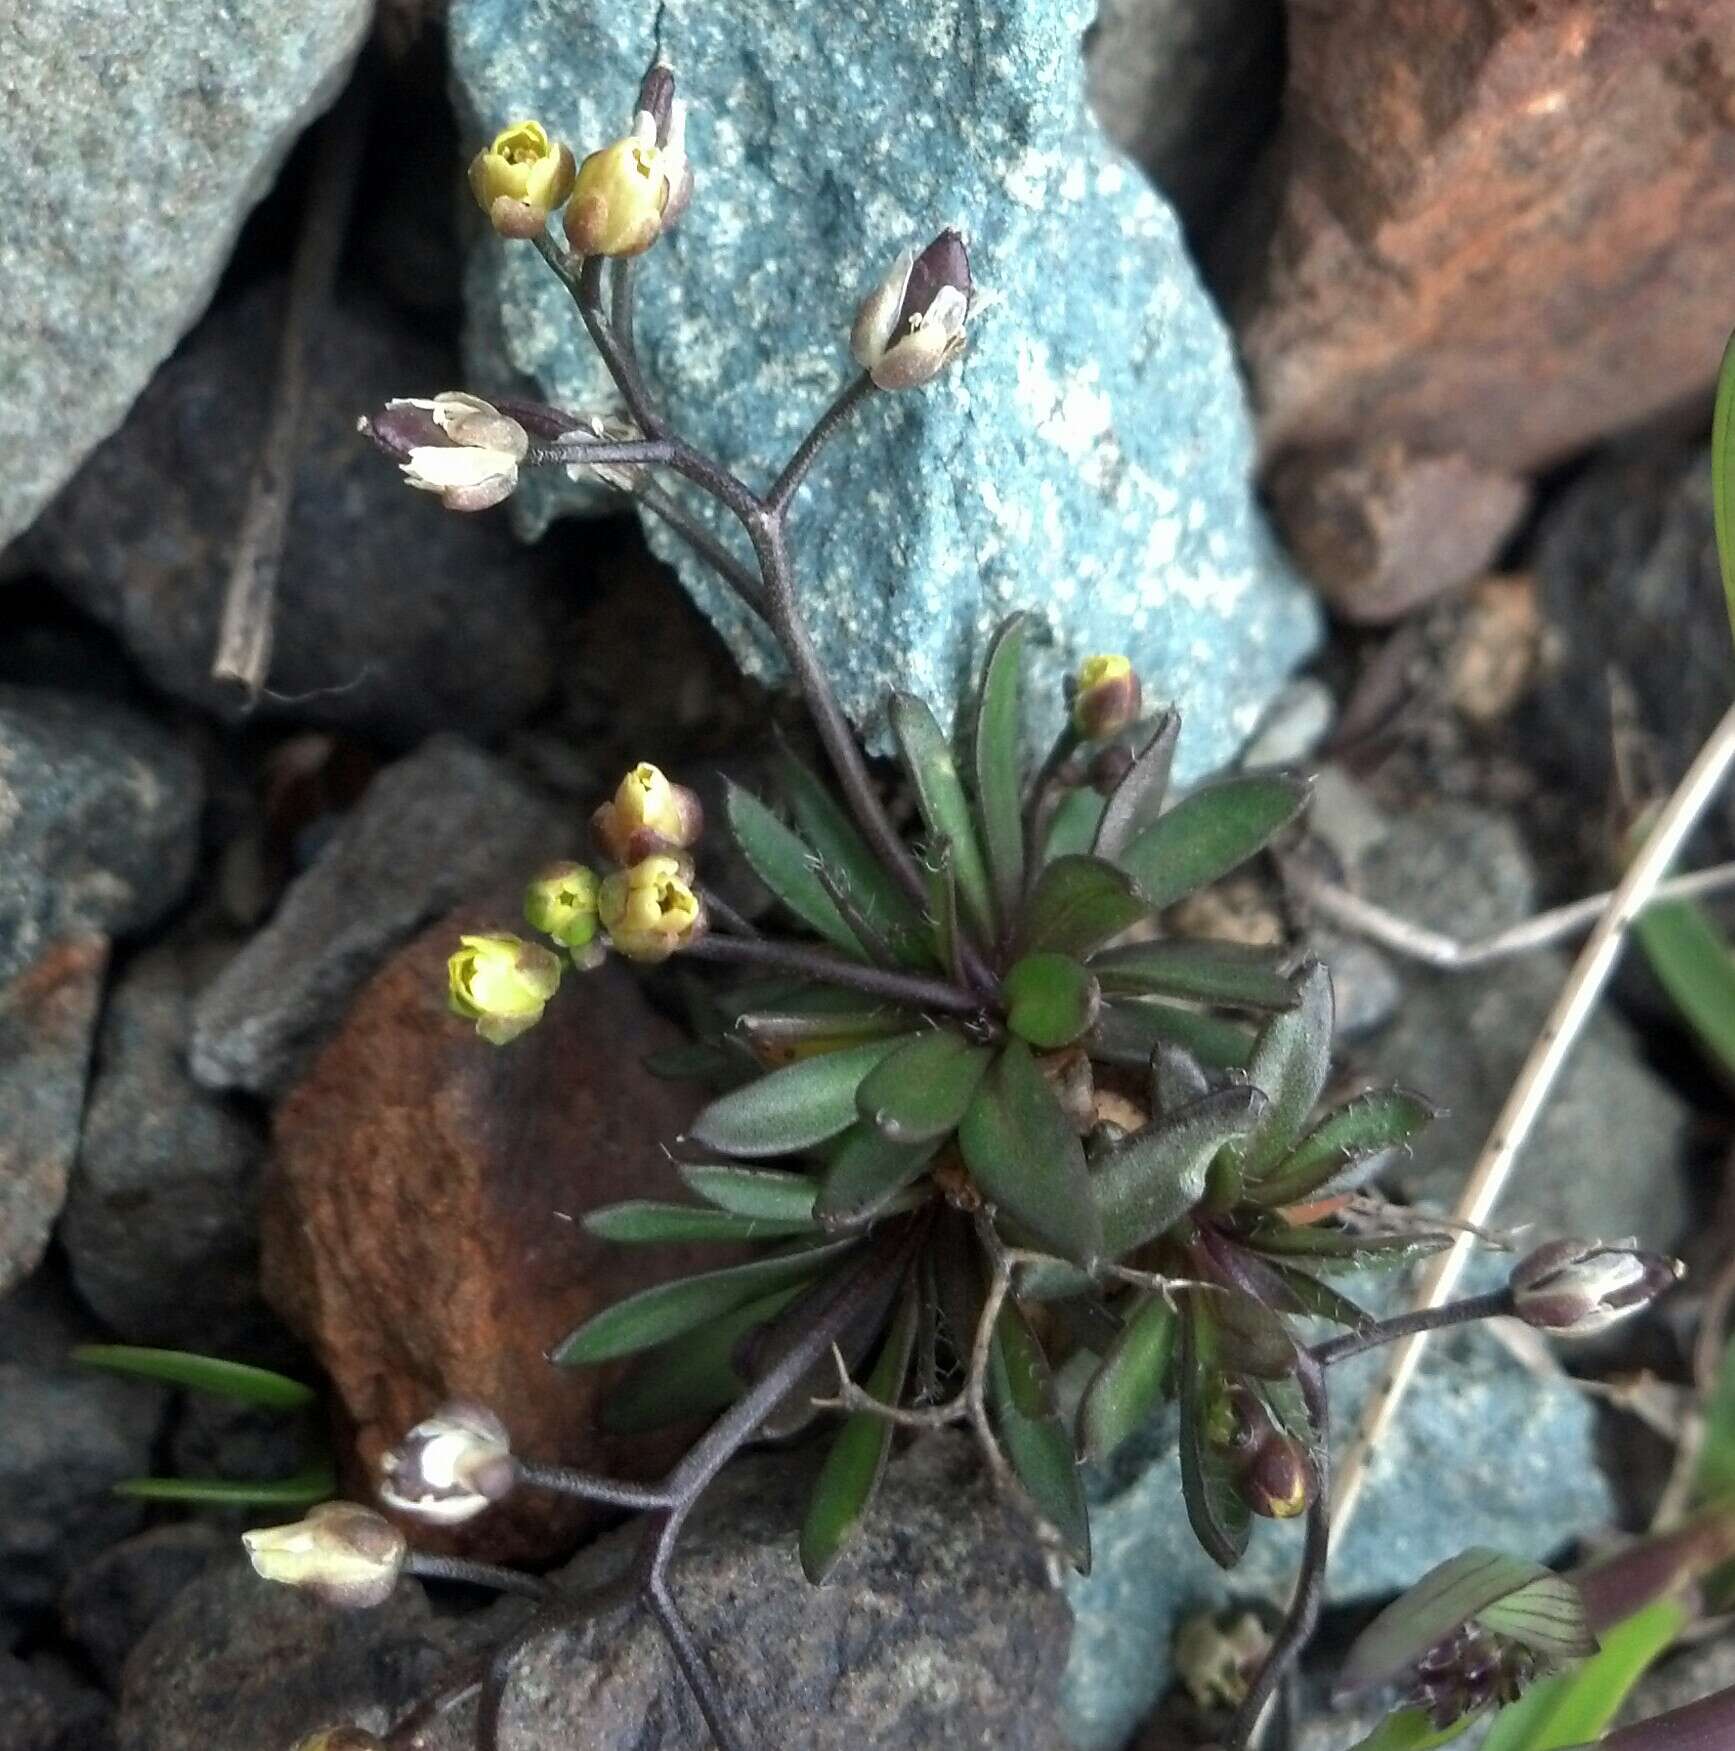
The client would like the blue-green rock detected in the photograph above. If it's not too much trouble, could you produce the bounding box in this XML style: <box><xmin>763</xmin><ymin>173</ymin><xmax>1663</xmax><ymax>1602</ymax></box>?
<box><xmin>449</xmin><ymin>0</ymin><xmax>1318</xmax><ymax>770</ymax></box>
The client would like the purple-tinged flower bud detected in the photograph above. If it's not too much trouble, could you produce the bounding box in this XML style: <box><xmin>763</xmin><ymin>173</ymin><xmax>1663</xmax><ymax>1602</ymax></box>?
<box><xmin>850</xmin><ymin>229</ymin><xmax>972</xmax><ymax>391</ymax></box>
<box><xmin>242</xmin><ymin>1502</ymin><xmax>406</xmax><ymax>1609</ymax></box>
<box><xmin>1070</xmin><ymin>654</ymin><xmax>1143</xmax><ymax>741</ymax></box>
<box><xmin>358</xmin><ymin>393</ymin><xmax>528</xmax><ymax>512</ymax></box>
<box><xmin>378</xmin><ymin>1402</ymin><xmax>515</xmax><ymax>1526</ymax></box>
<box><xmin>591</xmin><ymin>762</ymin><xmax>705</xmax><ymax>865</ymax></box>
<box><xmin>1510</xmin><ymin>1239</ymin><xmax>1682</xmax><ymax>1339</ymax></box>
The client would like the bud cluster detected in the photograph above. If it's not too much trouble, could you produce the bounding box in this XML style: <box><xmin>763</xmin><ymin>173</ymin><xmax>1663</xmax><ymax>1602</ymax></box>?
<box><xmin>590</xmin><ymin>763</ymin><xmax>708</xmax><ymax>964</ymax></box>
<box><xmin>1210</xmin><ymin>1382</ymin><xmax>1314</xmax><ymax>1521</ymax></box>
<box><xmin>1408</xmin><ymin>1623</ymin><xmax>1540</xmax><ymax>1730</ymax></box>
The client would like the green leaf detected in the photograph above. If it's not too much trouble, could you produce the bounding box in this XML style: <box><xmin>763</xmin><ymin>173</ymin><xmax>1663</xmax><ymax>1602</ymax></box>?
<box><xmin>726</xmin><ymin>782</ymin><xmax>862</xmax><ymax>957</ymax></box>
<box><xmin>73</xmin><ymin>1347</ymin><xmax>315</xmax><ymax>1410</ymax></box>
<box><xmin>1634</xmin><ymin>894</ymin><xmax>1735</xmax><ymax>1082</ymax></box>
<box><xmin>1249</xmin><ymin>1086</ymin><xmax>1438</xmax><ymax>1207</ymax></box>
<box><xmin>1480</xmin><ymin>1596</ymin><xmax>1689</xmax><ymax>1751</ymax></box>
<box><xmin>1090</xmin><ymin>939</ymin><xmax>1298</xmax><ymax>1010</ymax></box>
<box><xmin>582</xmin><ymin>1201</ymin><xmax>818</xmax><ymax>1244</ymax></box>
<box><xmin>926</xmin><ymin>840</ymin><xmax>967</xmax><ymax>987</ymax></box>
<box><xmin>1237</xmin><ymin>960</ymin><xmax>1335</xmax><ymax>1180</ymax></box>
<box><xmin>800</xmin><ymin>1287</ymin><xmax>920</xmax><ymax>1582</ymax></box>
<box><xmin>775</xmin><ymin>743</ymin><xmax>933</xmax><ymax>968</ymax></box>
<box><xmin>1093</xmin><ymin>1086</ymin><xmax>1264</xmax><ymax>1257</ymax></box>
<box><xmin>1262</xmin><ymin>1261</ymin><xmax>1377</xmax><ymax>1331</ymax></box>
<box><xmin>1077</xmin><ymin>1292</ymin><xmax>1178</xmax><ymax>1463</ymax></box>
<box><xmin>958</xmin><ymin>1041</ymin><xmax>1103</xmax><ymax>1267</ymax></box>
<box><xmin>1091</xmin><ymin>998</ymin><xmax>1257</xmax><ymax>1071</ymax></box>
<box><xmin>1345</xmin><ymin>1708</ymin><xmax>1490</xmax><ymax>1751</ymax></box>
<box><xmin>644</xmin><ymin>1041</ymin><xmax>747</xmax><ymax>1086</ymax></box>
<box><xmin>1153</xmin><ymin>1042</ymin><xmax>1210</xmax><ymax>1114</ymax></box>
<box><xmin>602</xmin><ymin>1286</ymin><xmax>805</xmax><ymax>1434</ymax></box>
<box><xmin>1044</xmin><ymin>788</ymin><xmax>1107</xmax><ymax>862</ymax></box>
<box><xmin>889</xmin><ymin>690</ymin><xmax>996</xmax><ymax>944</ymax></box>
<box><xmin>685</xmin><ymin>1035</ymin><xmax>913</xmax><ymax>1157</ymax></box>
<box><xmin>1178</xmin><ymin>1295</ymin><xmax>1250</xmax><ymax>1569</ymax></box>
<box><xmin>1119</xmin><ymin>773</ymin><xmax>1311</xmax><ymax>911</ymax></box>
<box><xmin>1340</xmin><ymin>1550</ymin><xmax>1596</xmax><ymax>1695</ymax></box>
<box><xmin>1019</xmin><ymin>856</ymin><xmax>1151</xmax><ymax>959</ymax></box>
<box><xmin>973</xmin><ymin>614</ymin><xmax>1028</xmax><ymax>929</ymax></box>
<box><xmin>551</xmin><ymin>1240</ymin><xmax>859</xmax><ymax>1365</ymax></box>
<box><xmin>729</xmin><ymin>1005</ymin><xmax>913</xmax><ymax>1067</ymax></box>
<box><xmin>1093</xmin><ymin>709</ymin><xmax>1179</xmax><ymax>862</ymax></box>
<box><xmin>112</xmin><ymin>1464</ymin><xmax>337</xmax><ymax>1508</ymax></box>
<box><xmin>1246</xmin><ymin>1223</ymin><xmax>1451</xmax><ymax>1272</ymax></box>
<box><xmin>678</xmin><ymin>1164</ymin><xmax>820</xmax><ymax>1222</ymax></box>
<box><xmin>1694</xmin><ymin>1328</ymin><xmax>1735</xmax><ymax>1504</ymax></box>
<box><xmin>989</xmin><ymin>1298</ymin><xmax>1091</xmax><ymax>1571</ymax></box>
<box><xmin>1714</xmin><ymin>325</ymin><xmax>1735</xmax><ymax>631</ymax></box>
<box><xmin>1215</xmin><ymin>1286</ymin><xmax>1300</xmax><ymax>1377</ymax></box>
<box><xmin>815</xmin><ymin>1124</ymin><xmax>942</xmax><ymax>1228</ymax></box>
<box><xmin>855</xmin><ymin>1028</ymin><xmax>993</xmax><ymax>1144</ymax></box>
<box><xmin>1004</xmin><ymin>952</ymin><xmax>1103</xmax><ymax>1049</ymax></box>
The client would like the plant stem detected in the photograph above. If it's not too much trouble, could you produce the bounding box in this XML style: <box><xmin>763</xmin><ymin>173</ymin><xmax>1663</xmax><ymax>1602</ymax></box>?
<box><xmin>1309</xmin><ymin>1290</ymin><xmax>1514</xmax><ymax>1369</ymax></box>
<box><xmin>607</xmin><ymin>256</ymin><xmax>664</xmax><ymax>435</ymax></box>
<box><xmin>404</xmin><ymin>1552</ymin><xmax>551</xmax><ymax>1600</ymax></box>
<box><xmin>510</xmin><ymin>1462</ymin><xmax>671</xmax><ymax>1512</ymax></box>
<box><xmin>687</xmin><ymin>931</ymin><xmax>983</xmax><ymax>1015</ymax></box>
<box><xmin>764</xmin><ymin>372</ymin><xmax>876</xmax><ymax>516</ymax></box>
<box><xmin>635</xmin><ymin>480</ymin><xmax>767</xmax><ymax>614</ymax></box>
<box><xmin>1023</xmin><ymin>723</ymin><xmax>1081</xmax><ymax>883</ymax></box>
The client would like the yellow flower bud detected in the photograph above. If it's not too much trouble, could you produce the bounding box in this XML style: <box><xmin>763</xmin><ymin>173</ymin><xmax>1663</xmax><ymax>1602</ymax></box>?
<box><xmin>468</xmin><ymin>120</ymin><xmax>577</xmax><ymax>238</ymax></box>
<box><xmin>293</xmin><ymin>1733</ymin><xmax>387</xmax><ymax>1751</ymax></box>
<box><xmin>591</xmin><ymin>762</ymin><xmax>704</xmax><ymax>864</ymax></box>
<box><xmin>447</xmin><ymin>933</ymin><xmax>562</xmax><ymax>1044</ymax></box>
<box><xmin>1070</xmin><ymin>654</ymin><xmax>1143</xmax><ymax>740</ymax></box>
<box><xmin>564</xmin><ymin>113</ymin><xmax>681</xmax><ymax>258</ymax></box>
<box><xmin>524</xmin><ymin>861</ymin><xmax>601</xmax><ymax>950</ymax></box>
<box><xmin>599</xmin><ymin>855</ymin><xmax>706</xmax><ymax>963</ymax></box>
<box><xmin>242</xmin><ymin>1502</ymin><xmax>406</xmax><ymax>1610</ymax></box>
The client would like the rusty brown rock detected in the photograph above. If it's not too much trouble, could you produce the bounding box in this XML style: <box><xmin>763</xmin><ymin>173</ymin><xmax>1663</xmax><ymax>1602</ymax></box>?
<box><xmin>263</xmin><ymin>899</ymin><xmax>711</xmax><ymax>1563</ymax></box>
<box><xmin>1230</xmin><ymin>0</ymin><xmax>1735</xmax><ymax>613</ymax></box>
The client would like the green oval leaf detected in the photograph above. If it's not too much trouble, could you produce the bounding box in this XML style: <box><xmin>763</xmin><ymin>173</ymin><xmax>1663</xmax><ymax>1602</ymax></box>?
<box><xmin>1249</xmin><ymin>1085</ymin><xmax>1437</xmax><ymax>1207</ymax></box>
<box><xmin>1237</xmin><ymin>960</ymin><xmax>1335</xmax><ymax>1179</ymax></box>
<box><xmin>1634</xmin><ymin>894</ymin><xmax>1735</xmax><ymax>1082</ymax></box>
<box><xmin>973</xmin><ymin>614</ymin><xmax>1028</xmax><ymax>928</ymax></box>
<box><xmin>1019</xmin><ymin>855</ymin><xmax>1152</xmax><ymax>960</ymax></box>
<box><xmin>855</xmin><ymin>1028</ymin><xmax>993</xmax><ymax>1144</ymax></box>
<box><xmin>729</xmin><ymin>1005</ymin><xmax>913</xmax><ymax>1067</ymax></box>
<box><xmin>1119</xmin><ymin>773</ymin><xmax>1311</xmax><ymax>912</ymax></box>
<box><xmin>1345</xmin><ymin>1708</ymin><xmax>1490</xmax><ymax>1751</ymax></box>
<box><xmin>684</xmin><ymin>1035</ymin><xmax>914</xmax><ymax>1157</ymax></box>
<box><xmin>1077</xmin><ymin>1292</ymin><xmax>1178</xmax><ymax>1464</ymax></box>
<box><xmin>551</xmin><ymin>1241</ymin><xmax>859</xmax><ymax>1366</ymax></box>
<box><xmin>1177</xmin><ymin>1295</ymin><xmax>1250</xmax><ymax>1569</ymax></box>
<box><xmin>726</xmin><ymin>782</ymin><xmax>862</xmax><ymax>957</ymax></box>
<box><xmin>800</xmin><ymin>1287</ymin><xmax>920</xmax><ymax>1583</ymax></box>
<box><xmin>990</xmin><ymin>1298</ymin><xmax>1091</xmax><ymax>1571</ymax></box>
<box><xmin>1247</xmin><ymin>1224</ymin><xmax>1451</xmax><ymax>1273</ymax></box>
<box><xmin>1004</xmin><ymin>952</ymin><xmax>1102</xmax><ymax>1049</ymax></box>
<box><xmin>958</xmin><ymin>1042</ymin><xmax>1103</xmax><ymax>1267</ymax></box>
<box><xmin>678</xmin><ymin>1164</ymin><xmax>820</xmax><ymax>1222</ymax></box>
<box><xmin>890</xmin><ymin>690</ymin><xmax>996</xmax><ymax>944</ymax></box>
<box><xmin>582</xmin><ymin>1201</ymin><xmax>818</xmax><ymax>1244</ymax></box>
<box><xmin>73</xmin><ymin>1346</ymin><xmax>315</xmax><ymax>1410</ymax></box>
<box><xmin>1091</xmin><ymin>998</ymin><xmax>1257</xmax><ymax>1071</ymax></box>
<box><xmin>1093</xmin><ymin>709</ymin><xmax>1179</xmax><ymax>862</ymax></box>
<box><xmin>1091</xmin><ymin>939</ymin><xmax>1297</xmax><ymax>1010</ymax></box>
<box><xmin>815</xmin><ymin>1124</ymin><xmax>942</xmax><ymax>1228</ymax></box>
<box><xmin>1044</xmin><ymin>787</ymin><xmax>1107</xmax><ymax>863</ymax></box>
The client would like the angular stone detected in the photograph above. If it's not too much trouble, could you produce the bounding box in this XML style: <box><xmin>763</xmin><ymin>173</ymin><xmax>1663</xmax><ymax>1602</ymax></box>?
<box><xmin>190</xmin><ymin>736</ymin><xmax>569</xmax><ymax>1098</ymax></box>
<box><xmin>27</xmin><ymin>286</ymin><xmax>559</xmax><ymax>744</ymax></box>
<box><xmin>0</xmin><ymin>0</ymin><xmax>369</xmax><ymax>546</ymax></box>
<box><xmin>0</xmin><ymin>939</ymin><xmax>109</xmax><ymax>1295</ymax></box>
<box><xmin>262</xmin><ymin>901</ymin><xmax>711</xmax><ymax>1563</ymax></box>
<box><xmin>451</xmin><ymin>0</ymin><xmax>1319</xmax><ymax>776</ymax></box>
<box><xmin>0</xmin><ymin>689</ymin><xmax>202</xmax><ymax>989</ymax></box>
<box><xmin>61</xmin><ymin>1526</ymin><xmax>229</xmax><ymax>1692</ymax></box>
<box><xmin>1229</xmin><ymin>0</ymin><xmax>1735</xmax><ymax>611</ymax></box>
<box><xmin>62</xmin><ymin>947</ymin><xmax>271</xmax><ymax>1350</ymax></box>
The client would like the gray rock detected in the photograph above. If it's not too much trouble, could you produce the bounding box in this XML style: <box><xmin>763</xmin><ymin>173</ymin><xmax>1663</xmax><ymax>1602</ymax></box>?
<box><xmin>62</xmin><ymin>948</ymin><xmax>270</xmax><ymax>1349</ymax></box>
<box><xmin>190</xmin><ymin>735</ymin><xmax>569</xmax><ymax>1096</ymax></box>
<box><xmin>0</xmin><ymin>1274</ymin><xmax>167</xmax><ymax>1638</ymax></box>
<box><xmin>166</xmin><ymin>1397</ymin><xmax>312</xmax><ymax>1515</ymax></box>
<box><xmin>2</xmin><ymin>1656</ymin><xmax>112</xmax><ymax>1751</ymax></box>
<box><xmin>27</xmin><ymin>287</ymin><xmax>559</xmax><ymax>745</ymax></box>
<box><xmin>61</xmin><ymin>1526</ymin><xmax>229</xmax><ymax>1693</ymax></box>
<box><xmin>0</xmin><ymin>689</ymin><xmax>203</xmax><ymax>988</ymax></box>
<box><xmin>451</xmin><ymin>0</ymin><xmax>1319</xmax><ymax>775</ymax></box>
<box><xmin>0</xmin><ymin>0</ymin><xmax>369</xmax><ymax>546</ymax></box>
<box><xmin>0</xmin><ymin>1655</ymin><xmax>64</xmax><ymax>1751</ymax></box>
<box><xmin>1084</xmin><ymin>0</ymin><xmax>1284</xmax><ymax>227</ymax></box>
<box><xmin>1062</xmin><ymin>1318</ymin><xmax>1613</xmax><ymax>1750</ymax></box>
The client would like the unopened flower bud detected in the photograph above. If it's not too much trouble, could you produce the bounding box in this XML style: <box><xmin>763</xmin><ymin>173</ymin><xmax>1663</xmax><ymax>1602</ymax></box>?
<box><xmin>591</xmin><ymin>763</ymin><xmax>704</xmax><ymax>864</ymax></box>
<box><xmin>447</xmin><ymin>933</ymin><xmax>562</xmax><ymax>1044</ymax></box>
<box><xmin>565</xmin><ymin>108</ymin><xmax>687</xmax><ymax>258</ymax></box>
<box><xmin>1174</xmin><ymin>1609</ymin><xmax>1273</xmax><ymax>1710</ymax></box>
<box><xmin>1071</xmin><ymin>654</ymin><xmax>1143</xmax><ymax>741</ymax></box>
<box><xmin>467</xmin><ymin>120</ymin><xmax>577</xmax><ymax>238</ymax></box>
<box><xmin>292</xmin><ymin>1730</ymin><xmax>388</xmax><ymax>1751</ymax></box>
<box><xmin>599</xmin><ymin>854</ymin><xmax>706</xmax><ymax>963</ymax></box>
<box><xmin>378</xmin><ymin>1402</ymin><xmax>515</xmax><ymax>1525</ymax></box>
<box><xmin>1240</xmin><ymin>1429</ymin><xmax>1314</xmax><ymax>1519</ymax></box>
<box><xmin>850</xmin><ymin>228</ymin><xmax>972</xmax><ymax>391</ymax></box>
<box><xmin>242</xmin><ymin>1502</ymin><xmax>406</xmax><ymax>1610</ymax></box>
<box><xmin>1510</xmin><ymin>1239</ymin><xmax>1682</xmax><ymax>1339</ymax></box>
<box><xmin>360</xmin><ymin>392</ymin><xmax>528</xmax><ymax>513</ymax></box>
<box><xmin>524</xmin><ymin>862</ymin><xmax>601</xmax><ymax>951</ymax></box>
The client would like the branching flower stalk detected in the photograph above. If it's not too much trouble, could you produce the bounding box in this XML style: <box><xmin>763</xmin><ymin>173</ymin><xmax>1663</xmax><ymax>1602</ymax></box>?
<box><xmin>253</xmin><ymin>55</ymin><xmax>1693</xmax><ymax>1751</ymax></box>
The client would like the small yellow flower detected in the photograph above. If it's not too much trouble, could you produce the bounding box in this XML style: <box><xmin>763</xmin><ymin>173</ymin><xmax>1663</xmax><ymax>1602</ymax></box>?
<box><xmin>524</xmin><ymin>862</ymin><xmax>601</xmax><ymax>950</ymax></box>
<box><xmin>591</xmin><ymin>762</ymin><xmax>704</xmax><ymax>864</ymax></box>
<box><xmin>564</xmin><ymin>110</ymin><xmax>684</xmax><ymax>258</ymax></box>
<box><xmin>599</xmin><ymin>855</ymin><xmax>705</xmax><ymax>963</ymax></box>
<box><xmin>468</xmin><ymin>120</ymin><xmax>577</xmax><ymax>238</ymax></box>
<box><xmin>242</xmin><ymin>1502</ymin><xmax>405</xmax><ymax>1610</ymax></box>
<box><xmin>447</xmin><ymin>933</ymin><xmax>562</xmax><ymax>1044</ymax></box>
<box><xmin>1070</xmin><ymin>653</ymin><xmax>1142</xmax><ymax>740</ymax></box>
